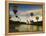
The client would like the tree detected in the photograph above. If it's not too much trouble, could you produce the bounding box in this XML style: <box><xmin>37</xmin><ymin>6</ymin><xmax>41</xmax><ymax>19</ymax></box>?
<box><xmin>36</xmin><ymin>16</ymin><xmax>39</xmax><ymax>22</ymax></box>
<box><xmin>36</xmin><ymin>16</ymin><xmax>39</xmax><ymax>31</ymax></box>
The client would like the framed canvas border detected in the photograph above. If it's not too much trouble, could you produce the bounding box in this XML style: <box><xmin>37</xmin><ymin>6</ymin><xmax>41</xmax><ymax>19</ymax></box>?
<box><xmin>5</xmin><ymin>1</ymin><xmax>45</xmax><ymax>35</ymax></box>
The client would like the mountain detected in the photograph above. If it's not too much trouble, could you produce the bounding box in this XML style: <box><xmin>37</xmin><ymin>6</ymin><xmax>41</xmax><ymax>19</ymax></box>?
<box><xmin>10</xmin><ymin>15</ymin><xmax>42</xmax><ymax>23</ymax></box>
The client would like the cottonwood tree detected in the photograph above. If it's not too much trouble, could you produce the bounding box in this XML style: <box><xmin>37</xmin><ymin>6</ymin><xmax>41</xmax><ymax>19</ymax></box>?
<box><xmin>36</xmin><ymin>16</ymin><xmax>39</xmax><ymax>31</ymax></box>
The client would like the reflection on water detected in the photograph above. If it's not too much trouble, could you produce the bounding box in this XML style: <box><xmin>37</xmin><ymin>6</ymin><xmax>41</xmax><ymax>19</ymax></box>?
<box><xmin>9</xmin><ymin>20</ymin><xmax>43</xmax><ymax>32</ymax></box>
<box><xmin>15</xmin><ymin>24</ymin><xmax>37</xmax><ymax>32</ymax></box>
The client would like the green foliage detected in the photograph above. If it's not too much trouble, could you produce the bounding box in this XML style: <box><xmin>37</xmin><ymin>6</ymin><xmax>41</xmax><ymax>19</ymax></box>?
<box><xmin>36</xmin><ymin>16</ymin><xmax>39</xmax><ymax>20</ymax></box>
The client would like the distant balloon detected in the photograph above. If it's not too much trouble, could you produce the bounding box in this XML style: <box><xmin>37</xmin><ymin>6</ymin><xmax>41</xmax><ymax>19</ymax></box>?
<box><xmin>13</xmin><ymin>6</ymin><xmax>18</xmax><ymax>14</ymax></box>
<box><xmin>13</xmin><ymin>9</ymin><xmax>17</xmax><ymax>14</ymax></box>
<box><xmin>16</xmin><ymin>16</ymin><xmax>18</xmax><ymax>18</ymax></box>
<box><xmin>30</xmin><ymin>12</ymin><xmax>34</xmax><ymax>16</ymax></box>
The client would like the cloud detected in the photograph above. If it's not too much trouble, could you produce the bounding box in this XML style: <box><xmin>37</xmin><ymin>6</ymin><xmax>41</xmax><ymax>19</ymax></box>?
<box><xmin>17</xmin><ymin>8</ymin><xmax>42</xmax><ymax>16</ymax></box>
<box><xmin>10</xmin><ymin>15</ymin><xmax>42</xmax><ymax>23</ymax></box>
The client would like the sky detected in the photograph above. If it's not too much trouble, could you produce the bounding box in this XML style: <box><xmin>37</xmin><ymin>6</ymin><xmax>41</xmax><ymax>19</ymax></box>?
<box><xmin>10</xmin><ymin>4</ymin><xmax>42</xmax><ymax>22</ymax></box>
<box><xmin>10</xmin><ymin>4</ymin><xmax>42</xmax><ymax>16</ymax></box>
<box><xmin>10</xmin><ymin>4</ymin><xmax>42</xmax><ymax>11</ymax></box>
